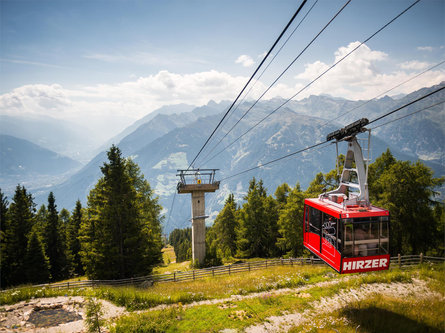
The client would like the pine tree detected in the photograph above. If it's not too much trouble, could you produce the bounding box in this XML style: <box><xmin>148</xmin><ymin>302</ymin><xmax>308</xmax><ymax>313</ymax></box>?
<box><xmin>79</xmin><ymin>183</ymin><xmax>102</xmax><ymax>279</ymax></box>
<box><xmin>24</xmin><ymin>231</ymin><xmax>50</xmax><ymax>284</ymax></box>
<box><xmin>127</xmin><ymin>159</ymin><xmax>163</xmax><ymax>268</ymax></box>
<box><xmin>80</xmin><ymin>146</ymin><xmax>162</xmax><ymax>279</ymax></box>
<box><xmin>3</xmin><ymin>185</ymin><xmax>35</xmax><ymax>286</ymax></box>
<box><xmin>59</xmin><ymin>208</ymin><xmax>70</xmax><ymax>246</ymax></box>
<box><xmin>34</xmin><ymin>205</ymin><xmax>47</xmax><ymax>240</ymax></box>
<box><xmin>237</xmin><ymin>178</ymin><xmax>270</xmax><ymax>258</ymax></box>
<box><xmin>264</xmin><ymin>195</ymin><xmax>279</xmax><ymax>257</ymax></box>
<box><xmin>213</xmin><ymin>194</ymin><xmax>238</xmax><ymax>258</ymax></box>
<box><xmin>0</xmin><ymin>189</ymin><xmax>8</xmax><ymax>235</ymax></box>
<box><xmin>373</xmin><ymin>159</ymin><xmax>444</xmax><ymax>255</ymax></box>
<box><xmin>67</xmin><ymin>200</ymin><xmax>84</xmax><ymax>276</ymax></box>
<box><xmin>169</xmin><ymin>228</ymin><xmax>192</xmax><ymax>262</ymax></box>
<box><xmin>276</xmin><ymin>183</ymin><xmax>305</xmax><ymax>257</ymax></box>
<box><xmin>368</xmin><ymin>149</ymin><xmax>396</xmax><ymax>201</ymax></box>
<box><xmin>43</xmin><ymin>192</ymin><xmax>67</xmax><ymax>281</ymax></box>
<box><xmin>274</xmin><ymin>183</ymin><xmax>291</xmax><ymax>209</ymax></box>
<box><xmin>204</xmin><ymin>226</ymin><xmax>222</xmax><ymax>267</ymax></box>
<box><xmin>0</xmin><ymin>189</ymin><xmax>9</xmax><ymax>288</ymax></box>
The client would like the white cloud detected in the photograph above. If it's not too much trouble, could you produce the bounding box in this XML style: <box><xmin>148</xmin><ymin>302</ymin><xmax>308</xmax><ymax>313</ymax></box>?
<box><xmin>0</xmin><ymin>58</ymin><xmax>68</xmax><ymax>69</ymax></box>
<box><xmin>399</xmin><ymin>61</ymin><xmax>430</xmax><ymax>70</ymax></box>
<box><xmin>84</xmin><ymin>51</ymin><xmax>209</xmax><ymax>67</ymax></box>
<box><xmin>417</xmin><ymin>46</ymin><xmax>434</xmax><ymax>52</ymax></box>
<box><xmin>1</xmin><ymin>43</ymin><xmax>444</xmax><ymax>143</ymax></box>
<box><xmin>235</xmin><ymin>55</ymin><xmax>255</xmax><ymax>67</ymax></box>
<box><xmin>0</xmin><ymin>84</ymin><xmax>71</xmax><ymax>113</ymax></box>
<box><xmin>293</xmin><ymin>42</ymin><xmax>445</xmax><ymax>100</ymax></box>
<box><xmin>0</xmin><ymin>70</ymin><xmax>254</xmax><ymax>139</ymax></box>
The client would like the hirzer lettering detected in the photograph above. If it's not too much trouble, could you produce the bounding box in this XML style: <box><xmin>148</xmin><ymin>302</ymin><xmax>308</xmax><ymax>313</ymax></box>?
<box><xmin>343</xmin><ymin>258</ymin><xmax>389</xmax><ymax>272</ymax></box>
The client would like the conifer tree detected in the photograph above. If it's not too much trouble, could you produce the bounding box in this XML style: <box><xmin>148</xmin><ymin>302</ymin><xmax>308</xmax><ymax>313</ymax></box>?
<box><xmin>67</xmin><ymin>200</ymin><xmax>84</xmax><ymax>276</ymax></box>
<box><xmin>274</xmin><ymin>183</ymin><xmax>291</xmax><ymax>209</ymax></box>
<box><xmin>59</xmin><ymin>208</ymin><xmax>70</xmax><ymax>246</ymax></box>
<box><xmin>24</xmin><ymin>231</ymin><xmax>50</xmax><ymax>284</ymax></box>
<box><xmin>3</xmin><ymin>185</ymin><xmax>35</xmax><ymax>286</ymax></box>
<box><xmin>276</xmin><ymin>183</ymin><xmax>305</xmax><ymax>257</ymax></box>
<box><xmin>80</xmin><ymin>146</ymin><xmax>162</xmax><ymax>279</ymax></box>
<box><xmin>213</xmin><ymin>194</ymin><xmax>238</xmax><ymax>258</ymax></box>
<box><xmin>43</xmin><ymin>192</ymin><xmax>67</xmax><ymax>281</ymax></box>
<box><xmin>0</xmin><ymin>189</ymin><xmax>8</xmax><ymax>235</ymax></box>
<box><xmin>127</xmin><ymin>159</ymin><xmax>163</xmax><ymax>267</ymax></box>
<box><xmin>204</xmin><ymin>226</ymin><xmax>222</xmax><ymax>267</ymax></box>
<box><xmin>237</xmin><ymin>178</ymin><xmax>270</xmax><ymax>258</ymax></box>
<box><xmin>0</xmin><ymin>189</ymin><xmax>9</xmax><ymax>288</ymax></box>
<box><xmin>168</xmin><ymin>228</ymin><xmax>192</xmax><ymax>262</ymax></box>
<box><xmin>34</xmin><ymin>205</ymin><xmax>47</xmax><ymax>240</ymax></box>
<box><xmin>264</xmin><ymin>195</ymin><xmax>279</xmax><ymax>257</ymax></box>
<box><xmin>372</xmin><ymin>159</ymin><xmax>443</xmax><ymax>255</ymax></box>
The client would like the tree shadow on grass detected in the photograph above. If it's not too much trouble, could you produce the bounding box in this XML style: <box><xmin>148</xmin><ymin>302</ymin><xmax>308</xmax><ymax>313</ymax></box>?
<box><xmin>341</xmin><ymin>306</ymin><xmax>441</xmax><ymax>333</ymax></box>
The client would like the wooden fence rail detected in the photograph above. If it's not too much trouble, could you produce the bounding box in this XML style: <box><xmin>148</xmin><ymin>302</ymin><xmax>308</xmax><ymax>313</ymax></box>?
<box><xmin>4</xmin><ymin>254</ymin><xmax>443</xmax><ymax>291</ymax></box>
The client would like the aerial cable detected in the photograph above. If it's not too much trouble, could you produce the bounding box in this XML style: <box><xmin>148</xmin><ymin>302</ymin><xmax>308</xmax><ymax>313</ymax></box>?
<box><xmin>321</xmin><ymin>58</ymin><xmax>445</xmax><ymax>127</ymax></box>
<box><xmin>220</xmin><ymin>85</ymin><xmax>443</xmax><ymax>182</ymax></box>
<box><xmin>204</xmin><ymin>0</ymin><xmax>421</xmax><ymax>165</ymax></box>
<box><xmin>198</xmin><ymin>0</ymin><xmax>321</xmax><ymax>165</ymax></box>
<box><xmin>220</xmin><ymin>141</ymin><xmax>332</xmax><ymax>181</ymax></box>
<box><xmin>187</xmin><ymin>0</ymin><xmax>308</xmax><ymax>170</ymax></box>
<box><xmin>371</xmin><ymin>100</ymin><xmax>445</xmax><ymax>130</ymax></box>
<box><xmin>368</xmin><ymin>85</ymin><xmax>445</xmax><ymax>125</ymax></box>
<box><xmin>200</xmin><ymin>0</ymin><xmax>348</xmax><ymax>166</ymax></box>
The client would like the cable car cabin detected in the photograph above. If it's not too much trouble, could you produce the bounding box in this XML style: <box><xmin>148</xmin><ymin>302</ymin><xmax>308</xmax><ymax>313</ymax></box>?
<box><xmin>303</xmin><ymin>198</ymin><xmax>390</xmax><ymax>274</ymax></box>
<box><xmin>303</xmin><ymin>118</ymin><xmax>391</xmax><ymax>274</ymax></box>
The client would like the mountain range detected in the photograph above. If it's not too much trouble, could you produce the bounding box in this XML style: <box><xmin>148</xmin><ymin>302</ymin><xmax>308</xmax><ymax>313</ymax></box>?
<box><xmin>0</xmin><ymin>134</ymin><xmax>82</xmax><ymax>194</ymax></box>
<box><xmin>1</xmin><ymin>83</ymin><xmax>444</xmax><ymax>234</ymax></box>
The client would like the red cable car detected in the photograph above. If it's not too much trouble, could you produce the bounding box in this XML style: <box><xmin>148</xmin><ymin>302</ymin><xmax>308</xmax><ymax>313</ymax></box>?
<box><xmin>303</xmin><ymin>119</ymin><xmax>390</xmax><ymax>274</ymax></box>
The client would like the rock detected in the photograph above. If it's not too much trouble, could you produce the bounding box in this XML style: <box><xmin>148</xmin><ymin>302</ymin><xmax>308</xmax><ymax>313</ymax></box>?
<box><xmin>140</xmin><ymin>280</ymin><xmax>154</xmax><ymax>288</ymax></box>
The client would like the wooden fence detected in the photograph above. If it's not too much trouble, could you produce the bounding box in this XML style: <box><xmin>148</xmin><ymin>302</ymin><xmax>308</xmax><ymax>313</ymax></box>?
<box><xmin>8</xmin><ymin>254</ymin><xmax>444</xmax><ymax>291</ymax></box>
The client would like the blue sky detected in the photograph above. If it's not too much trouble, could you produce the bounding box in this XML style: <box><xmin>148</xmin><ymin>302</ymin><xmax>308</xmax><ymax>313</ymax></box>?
<box><xmin>1</xmin><ymin>0</ymin><xmax>444</xmax><ymax>136</ymax></box>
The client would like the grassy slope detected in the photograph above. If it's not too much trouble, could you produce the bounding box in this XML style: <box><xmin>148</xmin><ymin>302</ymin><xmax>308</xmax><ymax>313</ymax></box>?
<box><xmin>1</xmin><ymin>264</ymin><xmax>443</xmax><ymax>332</ymax></box>
<box><xmin>112</xmin><ymin>265</ymin><xmax>444</xmax><ymax>333</ymax></box>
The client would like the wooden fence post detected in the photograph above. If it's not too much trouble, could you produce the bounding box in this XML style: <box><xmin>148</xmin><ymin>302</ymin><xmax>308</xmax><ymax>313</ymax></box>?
<box><xmin>174</xmin><ymin>272</ymin><xmax>176</xmax><ymax>282</ymax></box>
<box><xmin>290</xmin><ymin>258</ymin><xmax>293</xmax><ymax>266</ymax></box>
<box><xmin>398</xmin><ymin>254</ymin><xmax>401</xmax><ymax>268</ymax></box>
<box><xmin>280</xmin><ymin>258</ymin><xmax>283</xmax><ymax>265</ymax></box>
<box><xmin>420</xmin><ymin>253</ymin><xmax>423</xmax><ymax>264</ymax></box>
<box><xmin>212</xmin><ymin>268</ymin><xmax>215</xmax><ymax>277</ymax></box>
<box><xmin>193</xmin><ymin>270</ymin><xmax>195</xmax><ymax>280</ymax></box>
<box><xmin>229</xmin><ymin>265</ymin><xmax>231</xmax><ymax>275</ymax></box>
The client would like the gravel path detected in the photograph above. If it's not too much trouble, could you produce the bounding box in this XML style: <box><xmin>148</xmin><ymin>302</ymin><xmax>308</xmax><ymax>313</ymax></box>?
<box><xmin>0</xmin><ymin>296</ymin><xmax>126</xmax><ymax>333</ymax></box>
<box><xmin>145</xmin><ymin>278</ymin><xmax>348</xmax><ymax>312</ymax></box>
<box><xmin>244</xmin><ymin>278</ymin><xmax>441</xmax><ymax>333</ymax></box>
<box><xmin>1</xmin><ymin>276</ymin><xmax>440</xmax><ymax>332</ymax></box>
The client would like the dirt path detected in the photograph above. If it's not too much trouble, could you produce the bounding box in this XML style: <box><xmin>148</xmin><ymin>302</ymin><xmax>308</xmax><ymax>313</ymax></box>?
<box><xmin>145</xmin><ymin>277</ymin><xmax>351</xmax><ymax>313</ymax></box>
<box><xmin>2</xmin><ymin>276</ymin><xmax>440</xmax><ymax>332</ymax></box>
<box><xmin>244</xmin><ymin>278</ymin><xmax>441</xmax><ymax>332</ymax></box>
